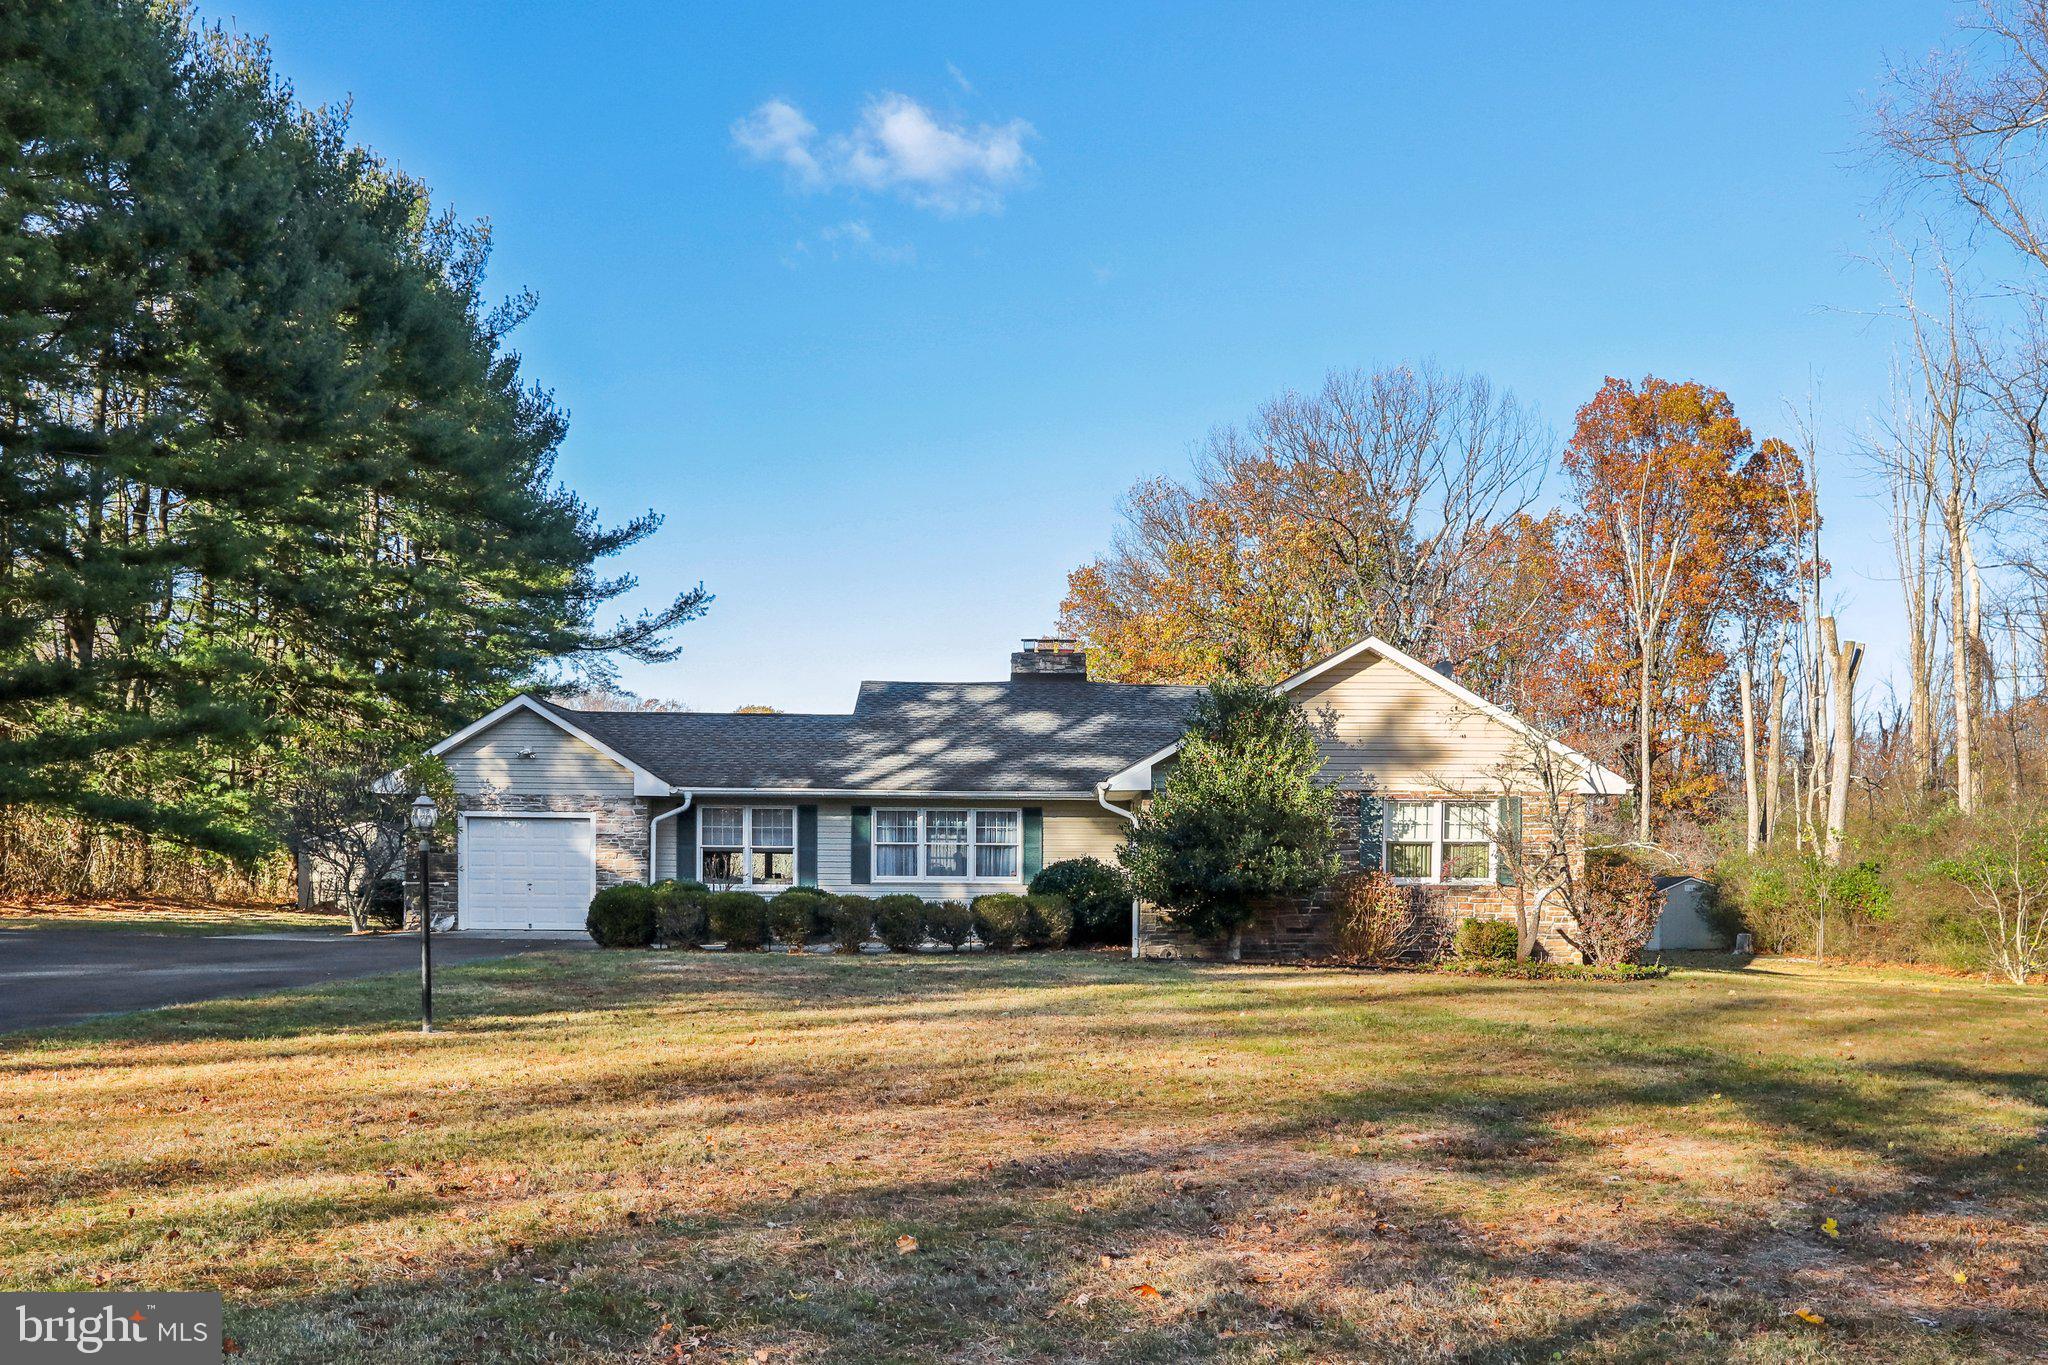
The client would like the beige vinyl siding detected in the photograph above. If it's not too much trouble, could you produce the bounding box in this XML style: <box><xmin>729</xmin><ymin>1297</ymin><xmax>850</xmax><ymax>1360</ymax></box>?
<box><xmin>1044</xmin><ymin>801</ymin><xmax>1131</xmax><ymax>864</ymax></box>
<box><xmin>817</xmin><ymin>802</ymin><xmax>853</xmax><ymax>885</ymax></box>
<box><xmin>442</xmin><ymin>709</ymin><xmax>635</xmax><ymax>797</ymax></box>
<box><xmin>1289</xmin><ymin>651</ymin><xmax>1525</xmax><ymax>788</ymax></box>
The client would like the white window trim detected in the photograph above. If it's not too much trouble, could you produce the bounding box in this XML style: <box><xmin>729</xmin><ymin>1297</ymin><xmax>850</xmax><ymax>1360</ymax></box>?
<box><xmin>696</xmin><ymin>804</ymin><xmax>798</xmax><ymax>891</ymax></box>
<box><xmin>872</xmin><ymin>806</ymin><xmax>1025</xmax><ymax>885</ymax></box>
<box><xmin>1384</xmin><ymin>798</ymin><xmax>1496</xmax><ymax>887</ymax></box>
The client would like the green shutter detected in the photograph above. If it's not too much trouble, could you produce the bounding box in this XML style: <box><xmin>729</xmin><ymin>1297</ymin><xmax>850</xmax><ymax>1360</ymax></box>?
<box><xmin>1496</xmin><ymin>795</ymin><xmax>1522</xmax><ymax>886</ymax></box>
<box><xmin>1357</xmin><ymin>792</ymin><xmax>1383</xmax><ymax>871</ymax></box>
<box><xmin>797</xmin><ymin>804</ymin><xmax>818</xmax><ymax>887</ymax></box>
<box><xmin>851</xmin><ymin>806</ymin><xmax>871</xmax><ymax>884</ymax></box>
<box><xmin>677</xmin><ymin>807</ymin><xmax>696</xmax><ymax>883</ymax></box>
<box><xmin>1022</xmin><ymin>807</ymin><xmax>1043</xmax><ymax>882</ymax></box>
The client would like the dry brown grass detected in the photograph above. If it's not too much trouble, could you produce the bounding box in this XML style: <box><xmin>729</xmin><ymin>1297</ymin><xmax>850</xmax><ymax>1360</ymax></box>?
<box><xmin>2</xmin><ymin>951</ymin><xmax>2043</xmax><ymax>1361</ymax></box>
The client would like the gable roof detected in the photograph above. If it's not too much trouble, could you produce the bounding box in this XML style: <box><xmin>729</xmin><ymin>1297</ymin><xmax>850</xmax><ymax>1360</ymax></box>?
<box><xmin>426</xmin><ymin>695</ymin><xmax>673</xmax><ymax>796</ymax></box>
<box><xmin>447</xmin><ymin>681</ymin><xmax>1202</xmax><ymax>797</ymax></box>
<box><xmin>1101</xmin><ymin>636</ymin><xmax>1630</xmax><ymax>796</ymax></box>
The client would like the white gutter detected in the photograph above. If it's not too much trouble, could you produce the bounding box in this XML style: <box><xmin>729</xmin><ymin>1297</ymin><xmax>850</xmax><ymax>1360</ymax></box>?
<box><xmin>647</xmin><ymin>791</ymin><xmax>693</xmax><ymax>882</ymax></box>
<box><xmin>1096</xmin><ymin>783</ymin><xmax>1142</xmax><ymax>960</ymax></box>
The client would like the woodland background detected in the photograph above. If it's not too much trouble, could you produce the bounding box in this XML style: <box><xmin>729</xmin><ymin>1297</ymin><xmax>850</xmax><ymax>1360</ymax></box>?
<box><xmin>9</xmin><ymin>2</ymin><xmax>2048</xmax><ymax>977</ymax></box>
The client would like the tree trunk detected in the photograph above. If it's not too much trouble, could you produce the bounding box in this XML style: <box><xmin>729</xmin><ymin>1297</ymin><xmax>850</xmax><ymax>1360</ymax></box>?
<box><xmin>1821</xmin><ymin>616</ymin><xmax>1863</xmax><ymax>865</ymax></box>
<box><xmin>1951</xmin><ymin>513</ymin><xmax>1977</xmax><ymax>813</ymax></box>
<box><xmin>1739</xmin><ymin>663</ymin><xmax>1760</xmax><ymax>853</ymax></box>
<box><xmin>1227</xmin><ymin>923</ymin><xmax>1243</xmax><ymax>962</ymax></box>
<box><xmin>1636</xmin><ymin>639</ymin><xmax>1654</xmax><ymax>844</ymax></box>
<box><xmin>295</xmin><ymin>849</ymin><xmax>315</xmax><ymax>911</ymax></box>
<box><xmin>1763</xmin><ymin>650</ymin><xmax>1786</xmax><ymax>843</ymax></box>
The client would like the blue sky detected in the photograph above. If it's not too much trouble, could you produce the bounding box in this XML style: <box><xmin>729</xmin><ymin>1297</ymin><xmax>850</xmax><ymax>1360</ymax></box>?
<box><xmin>222</xmin><ymin>0</ymin><xmax>1952</xmax><ymax>712</ymax></box>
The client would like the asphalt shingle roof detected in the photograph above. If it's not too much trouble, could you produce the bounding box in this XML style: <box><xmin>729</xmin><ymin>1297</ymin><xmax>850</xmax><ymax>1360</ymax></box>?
<box><xmin>534</xmin><ymin>680</ymin><xmax>1199</xmax><ymax>794</ymax></box>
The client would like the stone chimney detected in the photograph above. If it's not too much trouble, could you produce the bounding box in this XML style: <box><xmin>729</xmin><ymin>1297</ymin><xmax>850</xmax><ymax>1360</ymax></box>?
<box><xmin>1011</xmin><ymin>637</ymin><xmax>1088</xmax><ymax>681</ymax></box>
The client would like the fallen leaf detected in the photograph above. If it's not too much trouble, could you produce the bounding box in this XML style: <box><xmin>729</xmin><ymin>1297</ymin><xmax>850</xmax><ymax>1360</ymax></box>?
<box><xmin>1794</xmin><ymin>1309</ymin><xmax>1825</xmax><ymax>1325</ymax></box>
<box><xmin>1821</xmin><ymin>1218</ymin><xmax>1839</xmax><ymax>1240</ymax></box>
<box><xmin>1133</xmin><ymin>1284</ymin><xmax>1163</xmax><ymax>1299</ymax></box>
<box><xmin>1953</xmin><ymin>1271</ymin><xmax>1968</xmax><ymax>1285</ymax></box>
<box><xmin>896</xmin><ymin>1234</ymin><xmax>918</xmax><ymax>1255</ymax></box>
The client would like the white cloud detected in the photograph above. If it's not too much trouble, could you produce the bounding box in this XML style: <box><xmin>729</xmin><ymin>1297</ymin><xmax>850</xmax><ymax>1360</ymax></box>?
<box><xmin>731</xmin><ymin>93</ymin><xmax>1035</xmax><ymax>215</ymax></box>
<box><xmin>817</xmin><ymin>219</ymin><xmax>915</xmax><ymax>264</ymax></box>
<box><xmin>730</xmin><ymin>99</ymin><xmax>821</xmax><ymax>183</ymax></box>
<box><xmin>945</xmin><ymin>62</ymin><xmax>974</xmax><ymax>94</ymax></box>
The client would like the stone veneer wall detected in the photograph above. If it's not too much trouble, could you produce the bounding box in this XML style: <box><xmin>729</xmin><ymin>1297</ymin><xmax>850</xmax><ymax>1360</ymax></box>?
<box><xmin>1136</xmin><ymin>789</ymin><xmax>1586</xmax><ymax>962</ymax></box>
<box><xmin>410</xmin><ymin>790</ymin><xmax>648</xmax><ymax>929</ymax></box>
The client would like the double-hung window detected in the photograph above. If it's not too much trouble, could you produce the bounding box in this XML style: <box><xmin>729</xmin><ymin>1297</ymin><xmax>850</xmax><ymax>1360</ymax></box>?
<box><xmin>874</xmin><ymin>808</ymin><xmax>1022</xmax><ymax>882</ymax></box>
<box><xmin>1384</xmin><ymin>799</ymin><xmax>1494</xmax><ymax>884</ymax></box>
<box><xmin>699</xmin><ymin>805</ymin><xmax>795</xmax><ymax>889</ymax></box>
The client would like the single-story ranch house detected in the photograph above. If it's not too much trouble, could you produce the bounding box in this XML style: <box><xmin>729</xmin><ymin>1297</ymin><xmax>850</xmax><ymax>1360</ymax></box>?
<box><xmin>420</xmin><ymin>636</ymin><xmax>1628</xmax><ymax>959</ymax></box>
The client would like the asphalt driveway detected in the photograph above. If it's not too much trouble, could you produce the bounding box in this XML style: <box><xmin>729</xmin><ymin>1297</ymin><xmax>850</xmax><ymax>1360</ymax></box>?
<box><xmin>0</xmin><ymin>927</ymin><xmax>581</xmax><ymax>1034</ymax></box>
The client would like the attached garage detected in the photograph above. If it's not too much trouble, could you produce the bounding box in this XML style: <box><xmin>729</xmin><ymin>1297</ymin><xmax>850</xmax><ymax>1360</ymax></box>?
<box><xmin>459</xmin><ymin>814</ymin><xmax>597</xmax><ymax>932</ymax></box>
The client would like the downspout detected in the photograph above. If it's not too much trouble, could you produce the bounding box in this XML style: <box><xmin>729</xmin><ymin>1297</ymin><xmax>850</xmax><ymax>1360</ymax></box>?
<box><xmin>1096</xmin><ymin>783</ymin><xmax>1141</xmax><ymax>960</ymax></box>
<box><xmin>648</xmin><ymin>790</ymin><xmax>693</xmax><ymax>883</ymax></box>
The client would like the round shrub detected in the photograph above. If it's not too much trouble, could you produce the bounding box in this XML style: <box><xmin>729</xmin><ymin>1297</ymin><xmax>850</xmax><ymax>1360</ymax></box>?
<box><xmin>926</xmin><ymin>899</ymin><xmax>972</xmax><ymax>948</ymax></box>
<box><xmin>830</xmin><ymin>894</ymin><xmax>875</xmax><ymax>951</ymax></box>
<box><xmin>872</xmin><ymin>893</ymin><xmax>926</xmax><ymax>951</ymax></box>
<box><xmin>972</xmin><ymin>893</ymin><xmax>1030</xmax><ymax>950</ymax></box>
<box><xmin>1452</xmin><ymin>917</ymin><xmax>1519</xmax><ymax>961</ymax></box>
<box><xmin>706</xmin><ymin>890</ymin><xmax>769</xmax><ymax>949</ymax></box>
<box><xmin>769</xmin><ymin>887</ymin><xmax>831</xmax><ymax>948</ymax></box>
<box><xmin>587</xmin><ymin>883</ymin><xmax>658</xmax><ymax>948</ymax></box>
<box><xmin>1025</xmin><ymin>893</ymin><xmax>1074</xmax><ymax>949</ymax></box>
<box><xmin>651</xmin><ymin>879</ymin><xmax>709</xmax><ymax>947</ymax></box>
<box><xmin>1029</xmin><ymin>856</ymin><xmax>1132</xmax><ymax>944</ymax></box>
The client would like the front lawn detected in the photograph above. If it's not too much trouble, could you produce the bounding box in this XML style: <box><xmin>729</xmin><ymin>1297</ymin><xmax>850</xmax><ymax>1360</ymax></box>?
<box><xmin>2</xmin><ymin>953</ymin><xmax>2042</xmax><ymax>1362</ymax></box>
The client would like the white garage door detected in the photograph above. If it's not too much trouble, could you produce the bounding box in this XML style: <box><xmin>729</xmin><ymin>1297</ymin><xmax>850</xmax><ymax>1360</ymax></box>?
<box><xmin>463</xmin><ymin>817</ymin><xmax>596</xmax><ymax>931</ymax></box>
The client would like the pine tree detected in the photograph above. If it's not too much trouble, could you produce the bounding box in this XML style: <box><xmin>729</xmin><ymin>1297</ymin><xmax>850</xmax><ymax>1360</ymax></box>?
<box><xmin>0</xmin><ymin>1</ymin><xmax>707</xmax><ymax>868</ymax></box>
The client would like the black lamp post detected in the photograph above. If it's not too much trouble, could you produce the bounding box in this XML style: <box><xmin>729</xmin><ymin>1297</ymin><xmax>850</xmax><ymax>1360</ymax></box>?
<box><xmin>410</xmin><ymin>794</ymin><xmax>440</xmax><ymax>1033</ymax></box>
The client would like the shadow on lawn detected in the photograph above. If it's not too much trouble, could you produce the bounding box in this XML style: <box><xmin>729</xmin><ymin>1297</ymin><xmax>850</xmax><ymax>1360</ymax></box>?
<box><xmin>194</xmin><ymin>968</ymin><xmax>2048</xmax><ymax>1359</ymax></box>
<box><xmin>16</xmin><ymin>953</ymin><xmax>2046</xmax><ymax>1360</ymax></box>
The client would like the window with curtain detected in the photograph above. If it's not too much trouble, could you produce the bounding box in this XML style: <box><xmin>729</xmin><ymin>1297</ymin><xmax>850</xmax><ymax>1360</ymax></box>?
<box><xmin>875</xmin><ymin>809</ymin><xmax>920</xmax><ymax>878</ymax></box>
<box><xmin>873</xmin><ymin>808</ymin><xmax>1023</xmax><ymax>882</ymax></box>
<box><xmin>1383</xmin><ymin>799</ymin><xmax>1495</xmax><ymax>883</ymax></box>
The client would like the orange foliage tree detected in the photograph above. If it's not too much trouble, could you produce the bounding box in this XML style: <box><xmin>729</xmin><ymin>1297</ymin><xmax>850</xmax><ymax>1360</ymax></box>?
<box><xmin>1058</xmin><ymin>365</ymin><xmax>1554</xmax><ymax>695</ymax></box>
<box><xmin>1556</xmin><ymin>377</ymin><xmax>1808</xmax><ymax>842</ymax></box>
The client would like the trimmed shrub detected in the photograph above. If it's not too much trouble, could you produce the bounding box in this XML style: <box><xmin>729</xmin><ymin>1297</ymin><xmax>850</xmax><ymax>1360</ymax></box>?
<box><xmin>1029</xmin><ymin>857</ymin><xmax>1131</xmax><ymax>944</ymax></box>
<box><xmin>706</xmin><ymin>890</ymin><xmax>769</xmax><ymax>949</ymax></box>
<box><xmin>1330</xmin><ymin>870</ymin><xmax>1418</xmax><ymax>964</ymax></box>
<box><xmin>873</xmin><ymin>893</ymin><xmax>926</xmax><ymax>951</ymax></box>
<box><xmin>769</xmin><ymin>887</ymin><xmax>832</xmax><ymax>948</ymax></box>
<box><xmin>972</xmin><ymin>893</ymin><xmax>1030</xmax><ymax>950</ymax></box>
<box><xmin>1452</xmin><ymin>917</ymin><xmax>1519</xmax><ymax>961</ymax></box>
<box><xmin>926</xmin><ymin>899</ymin><xmax>973</xmax><ymax>948</ymax></box>
<box><xmin>1025</xmin><ymin>893</ymin><xmax>1074</xmax><ymax>949</ymax></box>
<box><xmin>830</xmin><ymin>894</ymin><xmax>875</xmax><ymax>951</ymax></box>
<box><xmin>587</xmin><ymin>883</ymin><xmax>658</xmax><ymax>948</ymax></box>
<box><xmin>651</xmin><ymin>879</ymin><xmax>709</xmax><ymax>947</ymax></box>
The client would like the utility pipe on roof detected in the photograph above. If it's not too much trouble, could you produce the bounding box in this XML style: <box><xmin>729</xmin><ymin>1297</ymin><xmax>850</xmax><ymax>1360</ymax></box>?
<box><xmin>648</xmin><ymin>791</ymin><xmax>693</xmax><ymax>883</ymax></box>
<box><xmin>1096</xmin><ymin>783</ymin><xmax>1142</xmax><ymax>961</ymax></box>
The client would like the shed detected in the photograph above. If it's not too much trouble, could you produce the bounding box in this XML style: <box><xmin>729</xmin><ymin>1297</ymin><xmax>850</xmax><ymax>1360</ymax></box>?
<box><xmin>1644</xmin><ymin>875</ymin><xmax>1727</xmax><ymax>952</ymax></box>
